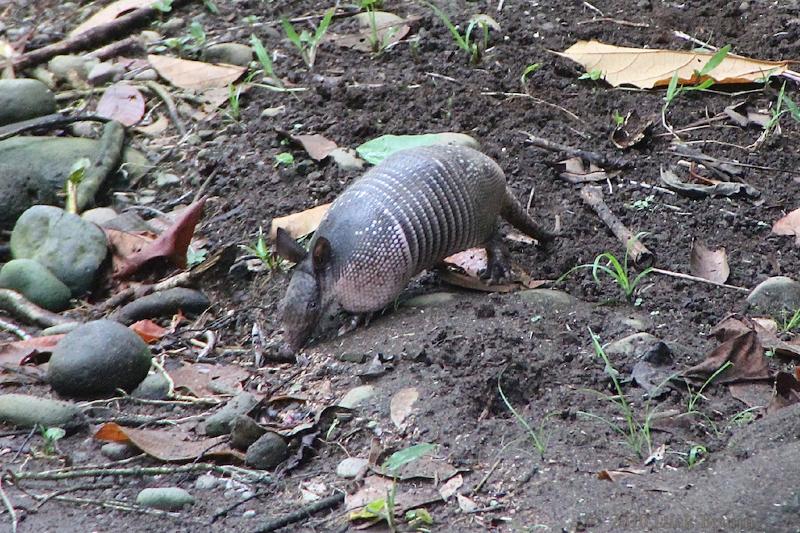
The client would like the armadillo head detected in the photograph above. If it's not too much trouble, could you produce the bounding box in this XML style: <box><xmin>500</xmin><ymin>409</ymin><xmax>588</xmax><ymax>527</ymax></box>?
<box><xmin>275</xmin><ymin>229</ymin><xmax>332</xmax><ymax>356</ymax></box>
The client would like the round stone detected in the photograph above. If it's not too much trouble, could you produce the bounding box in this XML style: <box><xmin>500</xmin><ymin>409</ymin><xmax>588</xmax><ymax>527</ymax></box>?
<box><xmin>0</xmin><ymin>258</ymin><xmax>72</xmax><ymax>311</ymax></box>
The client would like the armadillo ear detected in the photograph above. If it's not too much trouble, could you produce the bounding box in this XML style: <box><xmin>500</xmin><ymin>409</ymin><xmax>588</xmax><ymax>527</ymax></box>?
<box><xmin>274</xmin><ymin>227</ymin><xmax>307</xmax><ymax>264</ymax></box>
<box><xmin>312</xmin><ymin>237</ymin><xmax>331</xmax><ymax>272</ymax></box>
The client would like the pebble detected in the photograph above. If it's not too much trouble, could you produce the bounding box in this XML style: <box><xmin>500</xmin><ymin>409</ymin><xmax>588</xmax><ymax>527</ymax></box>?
<box><xmin>136</xmin><ymin>487</ymin><xmax>195</xmax><ymax>511</ymax></box>
<box><xmin>245</xmin><ymin>432</ymin><xmax>290</xmax><ymax>470</ymax></box>
<box><xmin>202</xmin><ymin>43</ymin><xmax>253</xmax><ymax>66</ymax></box>
<box><xmin>336</xmin><ymin>457</ymin><xmax>369</xmax><ymax>479</ymax></box>
<box><xmin>0</xmin><ymin>258</ymin><xmax>72</xmax><ymax>311</ymax></box>
<box><xmin>204</xmin><ymin>392</ymin><xmax>260</xmax><ymax>437</ymax></box>
<box><xmin>101</xmin><ymin>442</ymin><xmax>139</xmax><ymax>461</ymax></box>
<box><xmin>339</xmin><ymin>385</ymin><xmax>376</xmax><ymax>408</ymax></box>
<box><xmin>0</xmin><ymin>394</ymin><xmax>87</xmax><ymax>429</ymax></box>
<box><xmin>603</xmin><ymin>332</ymin><xmax>660</xmax><ymax>359</ymax></box>
<box><xmin>747</xmin><ymin>276</ymin><xmax>800</xmax><ymax>315</ymax></box>
<box><xmin>195</xmin><ymin>474</ymin><xmax>220</xmax><ymax>490</ymax></box>
<box><xmin>242</xmin><ymin>510</ymin><xmax>256</xmax><ymax>519</ymax></box>
<box><xmin>160</xmin><ymin>17</ymin><xmax>185</xmax><ymax>35</ymax></box>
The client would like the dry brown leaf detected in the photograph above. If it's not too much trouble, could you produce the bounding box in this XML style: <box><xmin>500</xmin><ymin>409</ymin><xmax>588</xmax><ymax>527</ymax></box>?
<box><xmin>689</xmin><ymin>242</ymin><xmax>729</xmax><ymax>284</ymax></box>
<box><xmin>556</xmin><ymin>40</ymin><xmax>792</xmax><ymax>89</ymax></box>
<box><xmin>438</xmin><ymin>474</ymin><xmax>463</xmax><ymax>501</ymax></box>
<box><xmin>269</xmin><ymin>203</ymin><xmax>330</xmax><ymax>240</ymax></box>
<box><xmin>169</xmin><ymin>362</ymin><xmax>250</xmax><ymax>397</ymax></box>
<box><xmin>96</xmin><ymin>82</ymin><xmax>145</xmax><ymax>126</ymax></box>
<box><xmin>772</xmin><ymin>207</ymin><xmax>800</xmax><ymax>245</ymax></box>
<box><xmin>598</xmin><ymin>467</ymin><xmax>649</xmax><ymax>482</ymax></box>
<box><xmin>390</xmin><ymin>387</ymin><xmax>419</xmax><ymax>429</ymax></box>
<box><xmin>291</xmin><ymin>134</ymin><xmax>338</xmax><ymax>161</ymax></box>
<box><xmin>70</xmin><ymin>0</ymin><xmax>154</xmax><ymax>37</ymax></box>
<box><xmin>328</xmin><ymin>12</ymin><xmax>414</xmax><ymax>52</ymax></box>
<box><xmin>129</xmin><ymin>319</ymin><xmax>168</xmax><ymax>343</ymax></box>
<box><xmin>683</xmin><ymin>330</ymin><xmax>771</xmax><ymax>384</ymax></box>
<box><xmin>766</xmin><ymin>371</ymin><xmax>800</xmax><ymax>414</ymax></box>
<box><xmin>148</xmin><ymin>54</ymin><xmax>246</xmax><ymax>90</ymax></box>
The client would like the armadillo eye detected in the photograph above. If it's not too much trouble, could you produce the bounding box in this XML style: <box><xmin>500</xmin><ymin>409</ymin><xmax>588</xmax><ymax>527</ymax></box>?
<box><xmin>308</xmin><ymin>302</ymin><xmax>317</xmax><ymax>310</ymax></box>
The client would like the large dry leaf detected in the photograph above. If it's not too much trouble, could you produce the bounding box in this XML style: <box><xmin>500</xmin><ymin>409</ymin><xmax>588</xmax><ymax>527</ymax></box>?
<box><xmin>682</xmin><ymin>330</ymin><xmax>771</xmax><ymax>384</ymax></box>
<box><xmin>269</xmin><ymin>203</ymin><xmax>330</xmax><ymax>240</ymax></box>
<box><xmin>689</xmin><ymin>242</ymin><xmax>729</xmax><ymax>284</ymax></box>
<box><xmin>390</xmin><ymin>387</ymin><xmax>419</xmax><ymax>429</ymax></box>
<box><xmin>148</xmin><ymin>54</ymin><xmax>246</xmax><ymax>90</ymax></box>
<box><xmin>96</xmin><ymin>82</ymin><xmax>145</xmax><ymax>126</ymax></box>
<box><xmin>556</xmin><ymin>40</ymin><xmax>793</xmax><ymax>89</ymax></box>
<box><xmin>772</xmin><ymin>207</ymin><xmax>800</xmax><ymax>245</ymax></box>
<box><xmin>328</xmin><ymin>12</ymin><xmax>414</xmax><ymax>52</ymax></box>
<box><xmin>70</xmin><ymin>0</ymin><xmax>153</xmax><ymax>37</ymax></box>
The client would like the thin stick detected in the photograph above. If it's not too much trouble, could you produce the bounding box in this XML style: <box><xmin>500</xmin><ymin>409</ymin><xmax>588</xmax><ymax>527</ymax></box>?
<box><xmin>142</xmin><ymin>81</ymin><xmax>187</xmax><ymax>137</ymax></box>
<box><xmin>577</xmin><ymin>17</ymin><xmax>650</xmax><ymax>28</ymax></box>
<box><xmin>0</xmin><ymin>289</ymin><xmax>76</xmax><ymax>328</ymax></box>
<box><xmin>522</xmin><ymin>132</ymin><xmax>634</xmax><ymax>169</ymax></box>
<box><xmin>651</xmin><ymin>268</ymin><xmax>749</xmax><ymax>293</ymax></box>
<box><xmin>580</xmin><ymin>186</ymin><xmax>654</xmax><ymax>266</ymax></box>
<box><xmin>252</xmin><ymin>491</ymin><xmax>345</xmax><ymax>533</ymax></box>
<box><xmin>482</xmin><ymin>91</ymin><xmax>581</xmax><ymax>122</ymax></box>
<box><xmin>9</xmin><ymin>463</ymin><xmax>271</xmax><ymax>483</ymax></box>
<box><xmin>0</xmin><ymin>479</ymin><xmax>17</xmax><ymax>533</ymax></box>
<box><xmin>472</xmin><ymin>457</ymin><xmax>503</xmax><ymax>494</ymax></box>
<box><xmin>672</xmin><ymin>30</ymin><xmax>717</xmax><ymax>51</ymax></box>
<box><xmin>0</xmin><ymin>113</ymin><xmax>111</xmax><ymax>142</ymax></box>
<box><xmin>0</xmin><ymin>318</ymin><xmax>30</xmax><ymax>340</ymax></box>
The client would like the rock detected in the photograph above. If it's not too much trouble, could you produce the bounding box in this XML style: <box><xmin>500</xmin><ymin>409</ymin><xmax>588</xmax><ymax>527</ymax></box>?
<box><xmin>140</xmin><ymin>30</ymin><xmax>162</xmax><ymax>43</ymax></box>
<box><xmin>242</xmin><ymin>510</ymin><xmax>256</xmax><ymax>518</ymax></box>
<box><xmin>81</xmin><ymin>207</ymin><xmax>119</xmax><ymax>227</ymax></box>
<box><xmin>230</xmin><ymin>415</ymin><xmax>267</xmax><ymax>451</ymax></box>
<box><xmin>136</xmin><ymin>487</ymin><xmax>194</xmax><ymax>511</ymax></box>
<box><xmin>87</xmin><ymin>62</ymin><xmax>125</xmax><ymax>86</ymax></box>
<box><xmin>10</xmin><ymin>206</ymin><xmax>108</xmax><ymax>296</ymax></box>
<box><xmin>41</xmin><ymin>322</ymin><xmax>82</xmax><ymax>336</ymax></box>
<box><xmin>338</xmin><ymin>385</ymin><xmax>376</xmax><ymax>409</ymax></box>
<box><xmin>47</xmin><ymin>55</ymin><xmax>98</xmax><ymax>81</ymax></box>
<box><xmin>133</xmin><ymin>68</ymin><xmax>159</xmax><ymax>81</ymax></box>
<box><xmin>245</xmin><ymin>432</ymin><xmax>289</xmax><ymax>470</ymax></box>
<box><xmin>203</xmin><ymin>392</ymin><xmax>260</xmax><ymax>437</ymax></box>
<box><xmin>603</xmin><ymin>332</ymin><xmax>660</xmax><ymax>358</ymax></box>
<box><xmin>101</xmin><ymin>442</ymin><xmax>139</xmax><ymax>460</ymax></box>
<box><xmin>518</xmin><ymin>289</ymin><xmax>577</xmax><ymax>313</ymax></box>
<box><xmin>48</xmin><ymin>320</ymin><xmax>152</xmax><ymax>397</ymax></box>
<box><xmin>160</xmin><ymin>17</ymin><xmax>185</xmax><ymax>35</ymax></box>
<box><xmin>402</xmin><ymin>292</ymin><xmax>456</xmax><ymax>308</ymax></box>
<box><xmin>0</xmin><ymin>259</ymin><xmax>72</xmax><ymax>311</ymax></box>
<box><xmin>260</xmin><ymin>106</ymin><xmax>285</xmax><ymax>118</ymax></box>
<box><xmin>194</xmin><ymin>474</ymin><xmax>220</xmax><ymax>490</ymax></box>
<box><xmin>202</xmin><ymin>43</ymin><xmax>253</xmax><ymax>66</ymax></box>
<box><xmin>69</xmin><ymin>121</ymin><xmax>99</xmax><ymax>138</ymax></box>
<box><xmin>747</xmin><ymin>276</ymin><xmax>800</xmax><ymax>315</ymax></box>
<box><xmin>336</xmin><ymin>457</ymin><xmax>369</xmax><ymax>478</ymax></box>
<box><xmin>0</xmin><ymin>79</ymin><xmax>56</xmax><ymax>126</ymax></box>
<box><xmin>0</xmin><ymin>394</ymin><xmax>87</xmax><ymax>429</ymax></box>
<box><xmin>131</xmin><ymin>372</ymin><xmax>171</xmax><ymax>400</ymax></box>
<box><xmin>0</xmin><ymin>136</ymin><xmax>150</xmax><ymax>229</ymax></box>
<box><xmin>329</xmin><ymin>148</ymin><xmax>365</xmax><ymax>172</ymax></box>
<box><xmin>112</xmin><ymin>288</ymin><xmax>211</xmax><ymax>324</ymax></box>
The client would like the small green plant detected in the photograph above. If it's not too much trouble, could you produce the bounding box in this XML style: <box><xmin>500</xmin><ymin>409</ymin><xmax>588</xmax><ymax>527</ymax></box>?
<box><xmin>405</xmin><ymin>508</ymin><xmax>433</xmax><ymax>529</ymax></box>
<box><xmin>780</xmin><ymin>308</ymin><xmax>800</xmax><ymax>333</ymax></box>
<box><xmin>687</xmin><ymin>444</ymin><xmax>707</xmax><ymax>468</ymax></box>
<box><xmin>685</xmin><ymin>360</ymin><xmax>732</xmax><ymax>413</ymax></box>
<box><xmin>160</xmin><ymin>21</ymin><xmax>206</xmax><ymax>54</ymax></box>
<box><xmin>227</xmin><ymin>83</ymin><xmax>242</xmax><ymax>120</ymax></box>
<box><xmin>662</xmin><ymin>45</ymin><xmax>730</xmax><ymax>134</ymax></box>
<box><xmin>578</xmin><ymin>330</ymin><xmax>655</xmax><ymax>458</ymax></box>
<box><xmin>558</xmin><ymin>233</ymin><xmax>652</xmax><ymax>303</ymax></box>
<box><xmin>728</xmin><ymin>406</ymin><xmax>760</xmax><ymax>427</ymax></box>
<box><xmin>243</xmin><ymin>227</ymin><xmax>286</xmax><ymax>271</ymax></box>
<box><xmin>203</xmin><ymin>0</ymin><xmax>218</xmax><ymax>14</ymax></box>
<box><xmin>520</xmin><ymin>63</ymin><xmax>541</xmax><ymax>85</ymax></box>
<box><xmin>151</xmin><ymin>0</ymin><xmax>173</xmax><ymax>12</ymax></box>
<box><xmin>579</xmin><ymin>68</ymin><xmax>603</xmax><ymax>81</ymax></box>
<box><xmin>186</xmin><ymin>246</ymin><xmax>207</xmax><ymax>267</ymax></box>
<box><xmin>612</xmin><ymin>109</ymin><xmax>625</xmax><ymax>126</ymax></box>
<box><xmin>757</xmin><ymin>81</ymin><xmax>800</xmax><ymax>144</ymax></box>
<box><xmin>361</xmin><ymin>0</ymin><xmax>397</xmax><ymax>54</ymax></box>
<box><xmin>274</xmin><ymin>152</ymin><xmax>294</xmax><ymax>166</ymax></box>
<box><xmin>40</xmin><ymin>426</ymin><xmax>66</xmax><ymax>456</ymax></box>
<box><xmin>65</xmin><ymin>157</ymin><xmax>90</xmax><ymax>214</ymax></box>
<box><xmin>498</xmin><ymin>374</ymin><xmax>549</xmax><ymax>457</ymax></box>
<box><xmin>425</xmin><ymin>2</ymin><xmax>497</xmax><ymax>64</ymax></box>
<box><xmin>629</xmin><ymin>194</ymin><xmax>655</xmax><ymax>211</ymax></box>
<box><xmin>188</xmin><ymin>21</ymin><xmax>206</xmax><ymax>46</ymax></box>
<box><xmin>250</xmin><ymin>33</ymin><xmax>284</xmax><ymax>88</ymax></box>
<box><xmin>281</xmin><ymin>8</ymin><xmax>334</xmax><ymax>69</ymax></box>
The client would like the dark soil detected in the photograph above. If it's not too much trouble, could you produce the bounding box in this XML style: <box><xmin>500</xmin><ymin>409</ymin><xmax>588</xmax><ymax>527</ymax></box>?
<box><xmin>3</xmin><ymin>1</ymin><xmax>800</xmax><ymax>532</ymax></box>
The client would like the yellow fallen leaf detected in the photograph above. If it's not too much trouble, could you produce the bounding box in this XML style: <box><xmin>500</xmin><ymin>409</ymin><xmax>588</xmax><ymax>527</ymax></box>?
<box><xmin>556</xmin><ymin>40</ymin><xmax>793</xmax><ymax>89</ymax></box>
<box><xmin>270</xmin><ymin>203</ymin><xmax>330</xmax><ymax>240</ymax></box>
<box><xmin>147</xmin><ymin>54</ymin><xmax>246</xmax><ymax>90</ymax></box>
<box><xmin>71</xmin><ymin>0</ymin><xmax>154</xmax><ymax>37</ymax></box>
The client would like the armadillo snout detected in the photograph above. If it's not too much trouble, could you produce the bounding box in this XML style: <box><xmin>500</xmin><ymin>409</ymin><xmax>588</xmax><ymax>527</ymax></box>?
<box><xmin>279</xmin><ymin>268</ymin><xmax>322</xmax><ymax>354</ymax></box>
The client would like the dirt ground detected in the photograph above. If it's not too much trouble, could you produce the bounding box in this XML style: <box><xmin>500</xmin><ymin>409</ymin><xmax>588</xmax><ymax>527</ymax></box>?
<box><xmin>2</xmin><ymin>0</ymin><xmax>800</xmax><ymax>532</ymax></box>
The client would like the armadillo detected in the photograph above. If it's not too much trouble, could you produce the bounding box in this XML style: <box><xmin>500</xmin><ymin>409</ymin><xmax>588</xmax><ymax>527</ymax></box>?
<box><xmin>275</xmin><ymin>144</ymin><xmax>554</xmax><ymax>355</ymax></box>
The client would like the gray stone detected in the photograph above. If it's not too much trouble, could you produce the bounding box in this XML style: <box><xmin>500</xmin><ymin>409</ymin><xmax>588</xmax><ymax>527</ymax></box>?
<box><xmin>402</xmin><ymin>292</ymin><xmax>456</xmax><ymax>308</ymax></box>
<box><xmin>11</xmin><ymin>206</ymin><xmax>108</xmax><ymax>296</ymax></box>
<box><xmin>48</xmin><ymin>320</ymin><xmax>152</xmax><ymax>397</ymax></box>
<box><xmin>329</xmin><ymin>148</ymin><xmax>365</xmax><ymax>172</ymax></box>
<box><xmin>87</xmin><ymin>62</ymin><xmax>125</xmax><ymax>86</ymax></box>
<box><xmin>338</xmin><ymin>385</ymin><xmax>376</xmax><ymax>409</ymax></box>
<box><xmin>160</xmin><ymin>17</ymin><xmax>185</xmax><ymax>35</ymax></box>
<box><xmin>136</xmin><ymin>487</ymin><xmax>194</xmax><ymax>511</ymax></box>
<box><xmin>133</xmin><ymin>68</ymin><xmax>159</xmax><ymax>81</ymax></box>
<box><xmin>140</xmin><ymin>30</ymin><xmax>162</xmax><ymax>43</ymax></box>
<box><xmin>101</xmin><ymin>442</ymin><xmax>139</xmax><ymax>460</ymax></box>
<box><xmin>0</xmin><ymin>394</ymin><xmax>87</xmax><ymax>429</ymax></box>
<box><xmin>202</xmin><ymin>43</ymin><xmax>253</xmax><ymax>66</ymax></box>
<box><xmin>132</xmin><ymin>372</ymin><xmax>171</xmax><ymax>400</ymax></box>
<box><xmin>194</xmin><ymin>474</ymin><xmax>220</xmax><ymax>490</ymax></box>
<box><xmin>0</xmin><ymin>79</ymin><xmax>56</xmax><ymax>126</ymax></box>
<box><xmin>517</xmin><ymin>289</ymin><xmax>577</xmax><ymax>313</ymax></box>
<box><xmin>603</xmin><ymin>332</ymin><xmax>660</xmax><ymax>358</ymax></box>
<box><xmin>41</xmin><ymin>322</ymin><xmax>81</xmax><ymax>336</ymax></box>
<box><xmin>336</xmin><ymin>457</ymin><xmax>369</xmax><ymax>478</ymax></box>
<box><xmin>81</xmin><ymin>207</ymin><xmax>118</xmax><ymax>227</ymax></box>
<box><xmin>203</xmin><ymin>392</ymin><xmax>260</xmax><ymax>437</ymax></box>
<box><xmin>230</xmin><ymin>415</ymin><xmax>267</xmax><ymax>451</ymax></box>
<box><xmin>245</xmin><ymin>432</ymin><xmax>289</xmax><ymax>470</ymax></box>
<box><xmin>747</xmin><ymin>276</ymin><xmax>800</xmax><ymax>315</ymax></box>
<box><xmin>0</xmin><ymin>259</ymin><xmax>72</xmax><ymax>311</ymax></box>
<box><xmin>47</xmin><ymin>55</ymin><xmax>98</xmax><ymax>81</ymax></box>
<box><xmin>260</xmin><ymin>106</ymin><xmax>285</xmax><ymax>118</ymax></box>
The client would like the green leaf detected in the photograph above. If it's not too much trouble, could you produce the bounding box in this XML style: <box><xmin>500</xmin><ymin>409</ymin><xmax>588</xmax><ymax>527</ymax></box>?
<box><xmin>698</xmin><ymin>44</ymin><xmax>731</xmax><ymax>76</ymax></box>
<box><xmin>579</xmin><ymin>69</ymin><xmax>602</xmax><ymax>81</ymax></box>
<box><xmin>189</xmin><ymin>21</ymin><xmax>206</xmax><ymax>46</ymax></box>
<box><xmin>782</xmin><ymin>92</ymin><xmax>800</xmax><ymax>123</ymax></box>
<box><xmin>356</xmin><ymin>134</ymin><xmax>474</xmax><ymax>165</ymax></box>
<box><xmin>665</xmin><ymin>70</ymin><xmax>679</xmax><ymax>103</ymax></box>
<box><xmin>281</xmin><ymin>17</ymin><xmax>302</xmax><ymax>48</ymax></box>
<box><xmin>521</xmin><ymin>63</ymin><xmax>541</xmax><ymax>84</ymax></box>
<box><xmin>405</xmin><ymin>508</ymin><xmax>433</xmax><ymax>525</ymax></box>
<box><xmin>151</xmin><ymin>0</ymin><xmax>173</xmax><ymax>12</ymax></box>
<box><xmin>43</xmin><ymin>427</ymin><xmax>66</xmax><ymax>442</ymax></box>
<box><xmin>314</xmin><ymin>8</ymin><xmax>335</xmax><ymax>42</ymax></box>
<box><xmin>349</xmin><ymin>498</ymin><xmax>388</xmax><ymax>520</ymax></box>
<box><xmin>250</xmin><ymin>34</ymin><xmax>273</xmax><ymax>75</ymax></box>
<box><xmin>67</xmin><ymin>157</ymin><xmax>91</xmax><ymax>185</ymax></box>
<box><xmin>203</xmin><ymin>0</ymin><xmax>218</xmax><ymax>14</ymax></box>
<box><xmin>275</xmin><ymin>152</ymin><xmax>294</xmax><ymax>166</ymax></box>
<box><xmin>381</xmin><ymin>443</ymin><xmax>436</xmax><ymax>474</ymax></box>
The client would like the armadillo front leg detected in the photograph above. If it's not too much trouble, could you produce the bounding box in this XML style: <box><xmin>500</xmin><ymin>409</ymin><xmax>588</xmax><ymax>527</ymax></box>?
<box><xmin>482</xmin><ymin>229</ymin><xmax>513</xmax><ymax>283</ymax></box>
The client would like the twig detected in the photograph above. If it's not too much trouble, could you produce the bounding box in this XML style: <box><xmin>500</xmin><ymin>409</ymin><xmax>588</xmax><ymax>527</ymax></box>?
<box><xmin>32</xmin><ymin>482</ymin><xmax>114</xmax><ymax>510</ymax></box>
<box><xmin>98</xmin><ymin>271</ymin><xmax>193</xmax><ymax>311</ymax></box>
<box><xmin>0</xmin><ymin>113</ymin><xmax>111</xmax><ymax>142</ymax></box>
<box><xmin>627</xmin><ymin>180</ymin><xmax>676</xmax><ymax>196</ymax></box>
<box><xmin>0</xmin><ymin>479</ymin><xmax>17</xmax><ymax>533</ymax></box>
<box><xmin>252</xmin><ymin>491</ymin><xmax>346</xmax><ymax>533</ymax></box>
<box><xmin>141</xmin><ymin>81</ymin><xmax>187</xmax><ymax>137</ymax></box>
<box><xmin>481</xmin><ymin>91</ymin><xmax>581</xmax><ymax>122</ymax></box>
<box><xmin>0</xmin><ymin>289</ymin><xmax>77</xmax><ymax>328</ymax></box>
<box><xmin>582</xmin><ymin>1</ymin><xmax>604</xmax><ymax>16</ymax></box>
<box><xmin>87</xmin><ymin>36</ymin><xmax>145</xmax><ymax>61</ymax></box>
<box><xmin>9</xmin><ymin>0</ymin><xmax>192</xmax><ymax>71</ymax></box>
<box><xmin>472</xmin><ymin>457</ymin><xmax>503</xmax><ymax>494</ymax></box>
<box><xmin>651</xmin><ymin>268</ymin><xmax>749</xmax><ymax>293</ymax></box>
<box><xmin>9</xmin><ymin>463</ymin><xmax>271</xmax><ymax>483</ymax></box>
<box><xmin>577</xmin><ymin>17</ymin><xmax>650</xmax><ymax>28</ymax></box>
<box><xmin>580</xmin><ymin>186</ymin><xmax>654</xmax><ymax>266</ymax></box>
<box><xmin>76</xmin><ymin>120</ymin><xmax>126</xmax><ymax>212</ymax></box>
<box><xmin>672</xmin><ymin>30</ymin><xmax>717</xmax><ymax>51</ymax></box>
<box><xmin>0</xmin><ymin>318</ymin><xmax>30</xmax><ymax>340</ymax></box>
<box><xmin>521</xmin><ymin>132</ymin><xmax>634</xmax><ymax>169</ymax></box>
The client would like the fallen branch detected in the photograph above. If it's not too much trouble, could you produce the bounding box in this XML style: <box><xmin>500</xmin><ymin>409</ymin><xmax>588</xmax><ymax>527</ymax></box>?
<box><xmin>9</xmin><ymin>463</ymin><xmax>271</xmax><ymax>484</ymax></box>
<box><xmin>252</xmin><ymin>491</ymin><xmax>346</xmax><ymax>533</ymax></box>
<box><xmin>522</xmin><ymin>132</ymin><xmax>634</xmax><ymax>169</ymax></box>
<box><xmin>0</xmin><ymin>479</ymin><xmax>17</xmax><ymax>533</ymax></box>
<box><xmin>0</xmin><ymin>318</ymin><xmax>30</xmax><ymax>340</ymax></box>
<box><xmin>76</xmin><ymin>120</ymin><xmax>126</xmax><ymax>212</ymax></box>
<box><xmin>580</xmin><ymin>186</ymin><xmax>654</xmax><ymax>265</ymax></box>
<box><xmin>9</xmin><ymin>0</ymin><xmax>192</xmax><ymax>71</ymax></box>
<box><xmin>651</xmin><ymin>268</ymin><xmax>749</xmax><ymax>293</ymax></box>
<box><xmin>98</xmin><ymin>271</ymin><xmax>193</xmax><ymax>312</ymax></box>
<box><xmin>0</xmin><ymin>113</ymin><xmax>111</xmax><ymax>142</ymax></box>
<box><xmin>0</xmin><ymin>289</ymin><xmax>77</xmax><ymax>329</ymax></box>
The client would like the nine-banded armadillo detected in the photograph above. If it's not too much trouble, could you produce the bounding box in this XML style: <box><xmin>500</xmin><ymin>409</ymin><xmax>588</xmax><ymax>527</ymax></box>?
<box><xmin>275</xmin><ymin>144</ymin><xmax>554</xmax><ymax>355</ymax></box>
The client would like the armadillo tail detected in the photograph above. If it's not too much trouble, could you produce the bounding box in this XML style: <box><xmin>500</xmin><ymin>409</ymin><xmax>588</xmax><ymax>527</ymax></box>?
<box><xmin>501</xmin><ymin>186</ymin><xmax>556</xmax><ymax>244</ymax></box>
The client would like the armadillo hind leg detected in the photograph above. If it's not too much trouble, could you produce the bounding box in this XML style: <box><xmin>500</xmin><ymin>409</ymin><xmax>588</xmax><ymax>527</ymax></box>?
<box><xmin>337</xmin><ymin>312</ymin><xmax>374</xmax><ymax>338</ymax></box>
<box><xmin>481</xmin><ymin>229</ymin><xmax>513</xmax><ymax>283</ymax></box>
<box><xmin>501</xmin><ymin>186</ymin><xmax>556</xmax><ymax>245</ymax></box>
